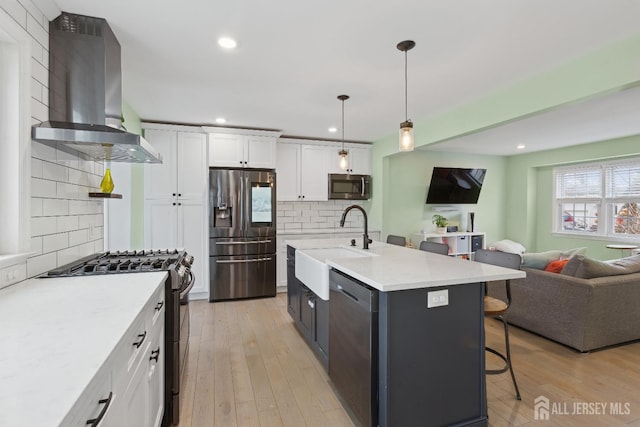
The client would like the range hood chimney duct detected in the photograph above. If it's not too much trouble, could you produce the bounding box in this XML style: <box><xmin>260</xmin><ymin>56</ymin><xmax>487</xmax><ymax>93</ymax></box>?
<box><xmin>31</xmin><ymin>12</ymin><xmax>161</xmax><ymax>163</ymax></box>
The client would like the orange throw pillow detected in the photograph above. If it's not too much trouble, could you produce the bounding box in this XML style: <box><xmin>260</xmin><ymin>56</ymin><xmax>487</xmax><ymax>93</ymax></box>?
<box><xmin>545</xmin><ymin>259</ymin><xmax>569</xmax><ymax>273</ymax></box>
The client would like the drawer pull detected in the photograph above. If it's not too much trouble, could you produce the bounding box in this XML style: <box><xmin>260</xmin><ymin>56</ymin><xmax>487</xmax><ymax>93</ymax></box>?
<box><xmin>86</xmin><ymin>392</ymin><xmax>113</xmax><ymax>426</ymax></box>
<box><xmin>150</xmin><ymin>347</ymin><xmax>160</xmax><ymax>363</ymax></box>
<box><xmin>155</xmin><ymin>301</ymin><xmax>164</xmax><ymax>311</ymax></box>
<box><xmin>133</xmin><ymin>331</ymin><xmax>147</xmax><ymax>349</ymax></box>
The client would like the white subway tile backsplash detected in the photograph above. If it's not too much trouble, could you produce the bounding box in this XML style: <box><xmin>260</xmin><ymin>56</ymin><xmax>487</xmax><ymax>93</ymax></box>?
<box><xmin>42</xmin><ymin>199</ymin><xmax>69</xmax><ymax>216</ymax></box>
<box><xmin>26</xmin><ymin>12</ymin><xmax>47</xmax><ymax>49</ymax></box>
<box><xmin>31</xmin><ymin>141</ymin><xmax>57</xmax><ymax>161</ymax></box>
<box><xmin>57</xmin><ymin>216</ymin><xmax>79</xmax><ymax>233</ymax></box>
<box><xmin>55</xmin><ymin>149</ymin><xmax>80</xmax><ymax>169</ymax></box>
<box><xmin>31</xmin><ymin>157</ymin><xmax>43</xmax><ymax>178</ymax></box>
<box><xmin>31</xmin><ymin>177</ymin><xmax>55</xmax><ymax>197</ymax></box>
<box><xmin>42</xmin><ymin>160</ymin><xmax>68</xmax><ymax>181</ymax></box>
<box><xmin>30</xmin><ymin>236</ymin><xmax>43</xmax><ymax>256</ymax></box>
<box><xmin>56</xmin><ymin>182</ymin><xmax>81</xmax><ymax>199</ymax></box>
<box><xmin>78</xmin><ymin>214</ymin><xmax>102</xmax><ymax>230</ymax></box>
<box><xmin>57</xmin><ymin>243</ymin><xmax>96</xmax><ymax>267</ymax></box>
<box><xmin>0</xmin><ymin>1</ymin><xmax>27</xmax><ymax>28</ymax></box>
<box><xmin>43</xmin><ymin>233</ymin><xmax>69</xmax><ymax>253</ymax></box>
<box><xmin>31</xmin><ymin>198</ymin><xmax>43</xmax><ymax>217</ymax></box>
<box><xmin>26</xmin><ymin>252</ymin><xmax>56</xmax><ymax>277</ymax></box>
<box><xmin>68</xmin><ymin>229</ymin><xmax>88</xmax><ymax>246</ymax></box>
<box><xmin>30</xmin><ymin>55</ymin><xmax>47</xmax><ymax>85</ymax></box>
<box><xmin>31</xmin><ymin>216</ymin><xmax>57</xmax><ymax>236</ymax></box>
<box><xmin>276</xmin><ymin>200</ymin><xmax>365</xmax><ymax>232</ymax></box>
<box><xmin>30</xmin><ymin>96</ymin><xmax>48</xmax><ymax>122</ymax></box>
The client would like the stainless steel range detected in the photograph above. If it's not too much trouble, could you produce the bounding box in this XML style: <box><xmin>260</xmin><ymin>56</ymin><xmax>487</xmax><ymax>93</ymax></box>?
<box><xmin>39</xmin><ymin>249</ymin><xmax>194</xmax><ymax>426</ymax></box>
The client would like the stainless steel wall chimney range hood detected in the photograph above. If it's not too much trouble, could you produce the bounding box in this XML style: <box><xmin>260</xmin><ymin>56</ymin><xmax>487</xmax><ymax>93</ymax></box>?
<box><xmin>31</xmin><ymin>12</ymin><xmax>161</xmax><ymax>163</ymax></box>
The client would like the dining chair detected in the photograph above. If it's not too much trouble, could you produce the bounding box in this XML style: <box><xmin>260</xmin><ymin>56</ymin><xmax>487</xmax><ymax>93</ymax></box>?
<box><xmin>419</xmin><ymin>241</ymin><xmax>449</xmax><ymax>255</ymax></box>
<box><xmin>474</xmin><ymin>248</ymin><xmax>522</xmax><ymax>400</ymax></box>
<box><xmin>386</xmin><ymin>235</ymin><xmax>406</xmax><ymax>246</ymax></box>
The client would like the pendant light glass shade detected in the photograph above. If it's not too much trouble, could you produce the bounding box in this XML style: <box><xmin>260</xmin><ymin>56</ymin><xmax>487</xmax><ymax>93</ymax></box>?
<box><xmin>399</xmin><ymin>120</ymin><xmax>414</xmax><ymax>151</ymax></box>
<box><xmin>397</xmin><ymin>40</ymin><xmax>415</xmax><ymax>152</ymax></box>
<box><xmin>337</xmin><ymin>95</ymin><xmax>350</xmax><ymax>170</ymax></box>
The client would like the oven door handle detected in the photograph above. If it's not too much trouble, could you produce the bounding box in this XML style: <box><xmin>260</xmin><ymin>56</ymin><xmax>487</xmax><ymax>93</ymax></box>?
<box><xmin>215</xmin><ymin>240</ymin><xmax>272</xmax><ymax>245</ymax></box>
<box><xmin>179</xmin><ymin>270</ymin><xmax>195</xmax><ymax>300</ymax></box>
<box><xmin>215</xmin><ymin>257</ymin><xmax>272</xmax><ymax>264</ymax></box>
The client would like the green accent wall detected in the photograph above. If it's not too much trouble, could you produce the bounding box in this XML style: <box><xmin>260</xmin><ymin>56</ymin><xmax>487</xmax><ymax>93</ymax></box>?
<box><xmin>371</xmin><ymin>33</ymin><xmax>640</xmax><ymax>259</ymax></box>
<box><xmin>121</xmin><ymin>102</ymin><xmax>145</xmax><ymax>248</ymax></box>
<box><xmin>505</xmin><ymin>134</ymin><xmax>640</xmax><ymax>260</ymax></box>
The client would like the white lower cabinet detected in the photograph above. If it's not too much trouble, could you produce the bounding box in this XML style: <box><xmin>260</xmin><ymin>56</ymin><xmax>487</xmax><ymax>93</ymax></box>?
<box><xmin>62</xmin><ymin>283</ymin><xmax>165</xmax><ymax>426</ymax></box>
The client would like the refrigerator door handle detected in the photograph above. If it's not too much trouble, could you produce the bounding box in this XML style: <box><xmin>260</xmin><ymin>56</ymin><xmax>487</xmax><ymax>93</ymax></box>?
<box><xmin>215</xmin><ymin>257</ymin><xmax>273</xmax><ymax>264</ymax></box>
<box><xmin>215</xmin><ymin>240</ymin><xmax>272</xmax><ymax>245</ymax></box>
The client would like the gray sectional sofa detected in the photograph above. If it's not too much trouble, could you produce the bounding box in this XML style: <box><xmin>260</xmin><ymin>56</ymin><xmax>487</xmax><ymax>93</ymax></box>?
<box><xmin>487</xmin><ymin>254</ymin><xmax>640</xmax><ymax>352</ymax></box>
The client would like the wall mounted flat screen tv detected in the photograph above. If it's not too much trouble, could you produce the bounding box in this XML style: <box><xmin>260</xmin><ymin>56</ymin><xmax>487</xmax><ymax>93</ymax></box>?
<box><xmin>426</xmin><ymin>167</ymin><xmax>487</xmax><ymax>204</ymax></box>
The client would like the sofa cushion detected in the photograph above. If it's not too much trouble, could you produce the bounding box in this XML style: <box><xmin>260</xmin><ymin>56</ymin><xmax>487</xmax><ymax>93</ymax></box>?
<box><xmin>491</xmin><ymin>239</ymin><xmax>526</xmax><ymax>255</ymax></box>
<box><xmin>563</xmin><ymin>254</ymin><xmax>640</xmax><ymax>279</ymax></box>
<box><xmin>522</xmin><ymin>247</ymin><xmax>586</xmax><ymax>270</ymax></box>
<box><xmin>544</xmin><ymin>259</ymin><xmax>569</xmax><ymax>273</ymax></box>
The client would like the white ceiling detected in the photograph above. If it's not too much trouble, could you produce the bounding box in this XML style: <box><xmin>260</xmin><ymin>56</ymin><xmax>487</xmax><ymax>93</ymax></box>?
<box><xmin>423</xmin><ymin>84</ymin><xmax>640</xmax><ymax>156</ymax></box>
<box><xmin>50</xmin><ymin>0</ymin><xmax>640</xmax><ymax>153</ymax></box>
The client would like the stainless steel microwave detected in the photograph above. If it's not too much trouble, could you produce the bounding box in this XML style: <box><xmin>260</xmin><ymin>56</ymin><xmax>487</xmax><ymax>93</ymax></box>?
<box><xmin>328</xmin><ymin>174</ymin><xmax>371</xmax><ymax>200</ymax></box>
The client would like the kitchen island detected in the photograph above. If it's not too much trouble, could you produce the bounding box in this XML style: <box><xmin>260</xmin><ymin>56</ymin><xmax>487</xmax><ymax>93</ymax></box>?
<box><xmin>287</xmin><ymin>238</ymin><xmax>525</xmax><ymax>427</ymax></box>
<box><xmin>0</xmin><ymin>272</ymin><xmax>167</xmax><ymax>426</ymax></box>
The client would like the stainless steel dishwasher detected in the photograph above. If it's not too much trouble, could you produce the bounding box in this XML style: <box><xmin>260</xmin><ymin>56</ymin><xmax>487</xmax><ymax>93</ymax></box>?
<box><xmin>329</xmin><ymin>268</ymin><xmax>378</xmax><ymax>427</ymax></box>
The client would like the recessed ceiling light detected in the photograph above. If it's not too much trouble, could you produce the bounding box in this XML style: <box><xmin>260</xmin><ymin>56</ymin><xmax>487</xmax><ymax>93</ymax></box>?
<box><xmin>215</xmin><ymin>117</ymin><xmax>227</xmax><ymax>124</ymax></box>
<box><xmin>516</xmin><ymin>144</ymin><xmax>526</xmax><ymax>150</ymax></box>
<box><xmin>328</xmin><ymin>127</ymin><xmax>338</xmax><ymax>133</ymax></box>
<box><xmin>218</xmin><ymin>37</ymin><xmax>237</xmax><ymax>49</ymax></box>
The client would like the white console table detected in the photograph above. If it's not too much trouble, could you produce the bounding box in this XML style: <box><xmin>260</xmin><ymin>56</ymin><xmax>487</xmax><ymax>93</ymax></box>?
<box><xmin>411</xmin><ymin>231</ymin><xmax>486</xmax><ymax>259</ymax></box>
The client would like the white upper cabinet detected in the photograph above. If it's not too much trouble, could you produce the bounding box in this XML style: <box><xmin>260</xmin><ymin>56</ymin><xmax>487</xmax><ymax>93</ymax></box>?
<box><xmin>143</xmin><ymin>129</ymin><xmax>207</xmax><ymax>200</ymax></box>
<box><xmin>327</xmin><ymin>143</ymin><xmax>371</xmax><ymax>175</ymax></box>
<box><xmin>276</xmin><ymin>141</ymin><xmax>329</xmax><ymax>201</ymax></box>
<box><xmin>208</xmin><ymin>132</ymin><xmax>277</xmax><ymax>168</ymax></box>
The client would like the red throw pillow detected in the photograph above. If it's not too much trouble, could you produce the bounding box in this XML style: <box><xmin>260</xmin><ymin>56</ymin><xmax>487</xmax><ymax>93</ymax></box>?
<box><xmin>545</xmin><ymin>259</ymin><xmax>569</xmax><ymax>273</ymax></box>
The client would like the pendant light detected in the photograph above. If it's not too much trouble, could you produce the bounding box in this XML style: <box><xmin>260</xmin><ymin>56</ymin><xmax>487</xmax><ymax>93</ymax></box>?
<box><xmin>337</xmin><ymin>94</ymin><xmax>350</xmax><ymax>171</ymax></box>
<box><xmin>397</xmin><ymin>40</ymin><xmax>416</xmax><ymax>151</ymax></box>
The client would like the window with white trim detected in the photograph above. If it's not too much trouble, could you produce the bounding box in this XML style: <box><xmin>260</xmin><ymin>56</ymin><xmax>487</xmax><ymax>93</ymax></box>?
<box><xmin>554</xmin><ymin>158</ymin><xmax>640</xmax><ymax>238</ymax></box>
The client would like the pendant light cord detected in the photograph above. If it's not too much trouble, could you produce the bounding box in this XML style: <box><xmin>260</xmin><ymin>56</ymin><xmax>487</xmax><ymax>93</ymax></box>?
<box><xmin>341</xmin><ymin>98</ymin><xmax>345</xmax><ymax>150</ymax></box>
<box><xmin>404</xmin><ymin>49</ymin><xmax>408</xmax><ymax>121</ymax></box>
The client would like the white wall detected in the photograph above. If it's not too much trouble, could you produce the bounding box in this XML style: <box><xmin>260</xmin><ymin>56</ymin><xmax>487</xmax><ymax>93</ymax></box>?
<box><xmin>1</xmin><ymin>1</ymin><xmax>105</xmax><ymax>277</ymax></box>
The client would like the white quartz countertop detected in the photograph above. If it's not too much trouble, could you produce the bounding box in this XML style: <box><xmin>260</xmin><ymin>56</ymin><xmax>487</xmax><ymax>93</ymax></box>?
<box><xmin>287</xmin><ymin>239</ymin><xmax>525</xmax><ymax>292</ymax></box>
<box><xmin>278</xmin><ymin>228</ymin><xmax>380</xmax><ymax>236</ymax></box>
<box><xmin>0</xmin><ymin>272</ymin><xmax>167</xmax><ymax>426</ymax></box>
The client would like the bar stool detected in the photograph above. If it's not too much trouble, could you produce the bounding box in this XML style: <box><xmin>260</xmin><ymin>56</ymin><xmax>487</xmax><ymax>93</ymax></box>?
<box><xmin>386</xmin><ymin>235</ymin><xmax>406</xmax><ymax>246</ymax></box>
<box><xmin>419</xmin><ymin>241</ymin><xmax>449</xmax><ymax>255</ymax></box>
<box><xmin>474</xmin><ymin>249</ymin><xmax>522</xmax><ymax>400</ymax></box>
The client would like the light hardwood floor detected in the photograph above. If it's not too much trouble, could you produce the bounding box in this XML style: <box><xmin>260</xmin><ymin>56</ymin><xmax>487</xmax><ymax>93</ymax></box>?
<box><xmin>179</xmin><ymin>294</ymin><xmax>640</xmax><ymax>426</ymax></box>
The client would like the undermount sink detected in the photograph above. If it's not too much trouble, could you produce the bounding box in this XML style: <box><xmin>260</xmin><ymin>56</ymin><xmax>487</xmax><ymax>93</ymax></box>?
<box><xmin>295</xmin><ymin>246</ymin><xmax>376</xmax><ymax>301</ymax></box>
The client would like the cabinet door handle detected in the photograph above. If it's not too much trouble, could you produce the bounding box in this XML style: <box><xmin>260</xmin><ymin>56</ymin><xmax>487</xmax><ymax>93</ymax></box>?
<box><xmin>172</xmin><ymin>202</ymin><xmax>176</xmax><ymax>206</ymax></box>
<box><xmin>178</xmin><ymin>203</ymin><xmax>182</xmax><ymax>206</ymax></box>
<box><xmin>150</xmin><ymin>347</ymin><xmax>160</xmax><ymax>363</ymax></box>
<box><xmin>86</xmin><ymin>392</ymin><xmax>113</xmax><ymax>426</ymax></box>
<box><xmin>307</xmin><ymin>299</ymin><xmax>314</xmax><ymax>309</ymax></box>
<box><xmin>172</xmin><ymin>193</ymin><xmax>176</xmax><ymax>196</ymax></box>
<box><xmin>133</xmin><ymin>331</ymin><xmax>147</xmax><ymax>348</ymax></box>
<box><xmin>155</xmin><ymin>301</ymin><xmax>164</xmax><ymax>311</ymax></box>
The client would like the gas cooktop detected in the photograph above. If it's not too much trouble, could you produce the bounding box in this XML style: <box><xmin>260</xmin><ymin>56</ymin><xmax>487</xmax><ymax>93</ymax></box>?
<box><xmin>40</xmin><ymin>249</ymin><xmax>187</xmax><ymax>277</ymax></box>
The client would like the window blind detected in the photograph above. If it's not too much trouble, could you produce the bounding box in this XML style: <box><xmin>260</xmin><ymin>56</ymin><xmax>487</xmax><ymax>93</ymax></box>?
<box><xmin>606</xmin><ymin>163</ymin><xmax>640</xmax><ymax>198</ymax></box>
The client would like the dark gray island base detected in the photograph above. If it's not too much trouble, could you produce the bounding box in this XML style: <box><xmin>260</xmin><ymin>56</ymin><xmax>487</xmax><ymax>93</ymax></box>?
<box><xmin>286</xmin><ymin>242</ymin><xmax>496</xmax><ymax>427</ymax></box>
<box><xmin>376</xmin><ymin>275</ymin><xmax>487</xmax><ymax>427</ymax></box>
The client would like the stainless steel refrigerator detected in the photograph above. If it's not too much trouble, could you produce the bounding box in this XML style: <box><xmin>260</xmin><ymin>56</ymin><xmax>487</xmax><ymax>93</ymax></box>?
<box><xmin>209</xmin><ymin>168</ymin><xmax>277</xmax><ymax>301</ymax></box>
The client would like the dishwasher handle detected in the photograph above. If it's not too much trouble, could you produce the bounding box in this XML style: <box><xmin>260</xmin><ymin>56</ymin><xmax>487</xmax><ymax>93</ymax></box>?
<box><xmin>329</xmin><ymin>268</ymin><xmax>378</xmax><ymax>312</ymax></box>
